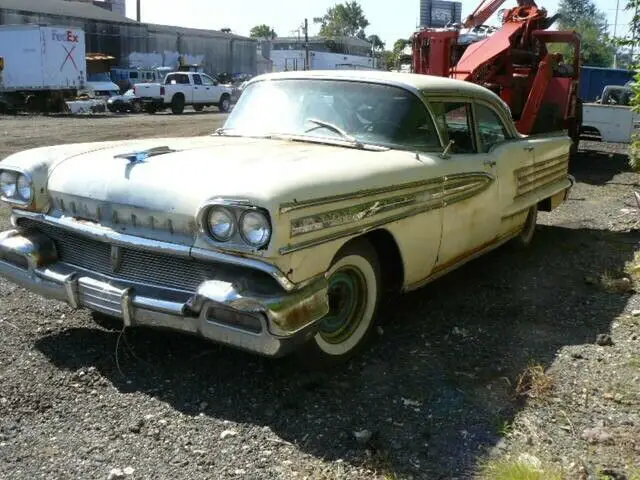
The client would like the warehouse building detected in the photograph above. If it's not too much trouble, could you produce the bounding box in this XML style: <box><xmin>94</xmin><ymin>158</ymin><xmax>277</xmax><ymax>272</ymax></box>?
<box><xmin>269</xmin><ymin>36</ymin><xmax>377</xmax><ymax>72</ymax></box>
<box><xmin>0</xmin><ymin>0</ymin><xmax>257</xmax><ymax>76</ymax></box>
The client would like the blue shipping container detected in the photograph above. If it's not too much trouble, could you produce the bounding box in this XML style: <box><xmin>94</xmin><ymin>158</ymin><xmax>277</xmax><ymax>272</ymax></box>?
<box><xmin>579</xmin><ymin>66</ymin><xmax>635</xmax><ymax>102</ymax></box>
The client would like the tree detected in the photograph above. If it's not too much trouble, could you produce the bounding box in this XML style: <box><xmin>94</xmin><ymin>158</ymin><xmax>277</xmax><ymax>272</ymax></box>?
<box><xmin>617</xmin><ymin>0</ymin><xmax>640</xmax><ymax>170</ymax></box>
<box><xmin>557</xmin><ymin>0</ymin><xmax>607</xmax><ymax>30</ymax></box>
<box><xmin>393</xmin><ymin>38</ymin><xmax>411</xmax><ymax>55</ymax></box>
<box><xmin>367</xmin><ymin>34</ymin><xmax>385</xmax><ymax>52</ymax></box>
<box><xmin>250</xmin><ymin>24</ymin><xmax>277</xmax><ymax>40</ymax></box>
<box><xmin>381</xmin><ymin>50</ymin><xmax>395</xmax><ymax>70</ymax></box>
<box><xmin>313</xmin><ymin>1</ymin><xmax>370</xmax><ymax>38</ymax></box>
<box><xmin>554</xmin><ymin>0</ymin><xmax>615</xmax><ymax>67</ymax></box>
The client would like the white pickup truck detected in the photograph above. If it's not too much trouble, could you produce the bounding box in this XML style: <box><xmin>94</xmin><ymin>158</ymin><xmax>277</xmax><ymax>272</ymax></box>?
<box><xmin>133</xmin><ymin>71</ymin><xmax>233</xmax><ymax>114</ymax></box>
<box><xmin>581</xmin><ymin>85</ymin><xmax>640</xmax><ymax>143</ymax></box>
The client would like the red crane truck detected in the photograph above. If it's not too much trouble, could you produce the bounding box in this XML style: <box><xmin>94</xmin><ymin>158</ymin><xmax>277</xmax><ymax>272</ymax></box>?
<box><xmin>412</xmin><ymin>0</ymin><xmax>582</xmax><ymax>155</ymax></box>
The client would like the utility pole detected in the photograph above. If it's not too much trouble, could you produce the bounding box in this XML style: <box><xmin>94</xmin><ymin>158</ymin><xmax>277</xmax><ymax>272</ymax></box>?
<box><xmin>136</xmin><ymin>0</ymin><xmax>141</xmax><ymax>22</ymax></box>
<box><xmin>613</xmin><ymin>0</ymin><xmax>620</xmax><ymax>68</ymax></box>
<box><xmin>304</xmin><ymin>18</ymin><xmax>310</xmax><ymax>70</ymax></box>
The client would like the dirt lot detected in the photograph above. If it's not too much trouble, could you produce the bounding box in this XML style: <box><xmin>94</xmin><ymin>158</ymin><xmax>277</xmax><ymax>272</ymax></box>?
<box><xmin>0</xmin><ymin>113</ymin><xmax>639</xmax><ymax>480</ymax></box>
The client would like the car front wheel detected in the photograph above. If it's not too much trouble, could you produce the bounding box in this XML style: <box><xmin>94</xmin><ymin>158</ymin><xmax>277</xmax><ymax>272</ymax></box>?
<box><xmin>296</xmin><ymin>239</ymin><xmax>381</xmax><ymax>369</ymax></box>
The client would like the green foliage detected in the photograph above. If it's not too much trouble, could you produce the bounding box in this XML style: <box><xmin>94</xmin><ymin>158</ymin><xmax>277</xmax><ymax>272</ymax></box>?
<box><xmin>479</xmin><ymin>459</ymin><xmax>563</xmax><ymax>480</ymax></box>
<box><xmin>249</xmin><ymin>24</ymin><xmax>277</xmax><ymax>40</ymax></box>
<box><xmin>555</xmin><ymin>0</ymin><xmax>615</xmax><ymax>67</ymax></box>
<box><xmin>557</xmin><ymin>0</ymin><xmax>607</xmax><ymax>30</ymax></box>
<box><xmin>629</xmin><ymin>71</ymin><xmax>640</xmax><ymax>171</ymax></box>
<box><xmin>367</xmin><ymin>34</ymin><xmax>385</xmax><ymax>51</ymax></box>
<box><xmin>620</xmin><ymin>1</ymin><xmax>640</xmax><ymax>171</ymax></box>
<box><xmin>393</xmin><ymin>38</ymin><xmax>411</xmax><ymax>55</ymax></box>
<box><xmin>380</xmin><ymin>51</ymin><xmax>395</xmax><ymax>70</ymax></box>
<box><xmin>313</xmin><ymin>1</ymin><xmax>370</xmax><ymax>38</ymax></box>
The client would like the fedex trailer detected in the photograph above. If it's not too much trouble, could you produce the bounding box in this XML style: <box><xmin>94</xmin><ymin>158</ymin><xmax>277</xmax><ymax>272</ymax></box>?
<box><xmin>0</xmin><ymin>25</ymin><xmax>86</xmax><ymax>112</ymax></box>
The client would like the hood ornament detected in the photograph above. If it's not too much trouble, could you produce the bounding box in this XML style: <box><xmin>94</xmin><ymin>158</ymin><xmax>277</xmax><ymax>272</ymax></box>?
<box><xmin>114</xmin><ymin>146</ymin><xmax>177</xmax><ymax>164</ymax></box>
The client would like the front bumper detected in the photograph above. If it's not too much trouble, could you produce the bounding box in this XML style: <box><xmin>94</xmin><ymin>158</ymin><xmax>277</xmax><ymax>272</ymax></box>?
<box><xmin>0</xmin><ymin>229</ymin><xmax>329</xmax><ymax>357</ymax></box>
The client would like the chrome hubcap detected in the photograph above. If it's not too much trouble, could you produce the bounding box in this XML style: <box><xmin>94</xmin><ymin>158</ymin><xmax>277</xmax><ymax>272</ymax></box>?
<box><xmin>318</xmin><ymin>267</ymin><xmax>367</xmax><ymax>344</ymax></box>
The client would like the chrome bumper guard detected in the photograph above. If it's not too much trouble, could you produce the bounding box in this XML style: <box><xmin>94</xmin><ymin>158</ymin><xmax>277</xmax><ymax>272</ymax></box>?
<box><xmin>0</xmin><ymin>229</ymin><xmax>329</xmax><ymax>357</ymax></box>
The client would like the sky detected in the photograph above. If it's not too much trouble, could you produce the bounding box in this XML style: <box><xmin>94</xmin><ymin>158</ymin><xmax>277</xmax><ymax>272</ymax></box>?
<box><xmin>123</xmin><ymin>0</ymin><xmax>636</xmax><ymax>47</ymax></box>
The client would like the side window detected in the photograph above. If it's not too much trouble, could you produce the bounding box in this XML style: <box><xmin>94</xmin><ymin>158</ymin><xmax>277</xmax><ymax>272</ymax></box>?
<box><xmin>165</xmin><ymin>74</ymin><xmax>176</xmax><ymax>85</ymax></box>
<box><xmin>193</xmin><ymin>74</ymin><xmax>203</xmax><ymax>85</ymax></box>
<box><xmin>475</xmin><ymin>104</ymin><xmax>509</xmax><ymax>153</ymax></box>
<box><xmin>201</xmin><ymin>75</ymin><xmax>216</xmax><ymax>86</ymax></box>
<box><xmin>429</xmin><ymin>101</ymin><xmax>476</xmax><ymax>154</ymax></box>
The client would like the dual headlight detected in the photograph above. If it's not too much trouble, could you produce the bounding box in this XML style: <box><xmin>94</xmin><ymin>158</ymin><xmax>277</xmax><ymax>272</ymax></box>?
<box><xmin>0</xmin><ymin>170</ymin><xmax>33</xmax><ymax>205</ymax></box>
<box><xmin>205</xmin><ymin>205</ymin><xmax>271</xmax><ymax>249</ymax></box>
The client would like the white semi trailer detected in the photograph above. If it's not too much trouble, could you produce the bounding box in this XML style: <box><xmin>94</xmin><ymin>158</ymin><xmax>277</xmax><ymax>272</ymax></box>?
<box><xmin>0</xmin><ymin>25</ymin><xmax>86</xmax><ymax>112</ymax></box>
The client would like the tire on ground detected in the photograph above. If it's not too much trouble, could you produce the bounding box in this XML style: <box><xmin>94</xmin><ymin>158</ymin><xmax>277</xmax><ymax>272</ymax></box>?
<box><xmin>295</xmin><ymin>238</ymin><xmax>382</xmax><ymax>369</ymax></box>
<box><xmin>171</xmin><ymin>94</ymin><xmax>185</xmax><ymax>114</ymax></box>
<box><xmin>218</xmin><ymin>94</ymin><xmax>231</xmax><ymax>113</ymax></box>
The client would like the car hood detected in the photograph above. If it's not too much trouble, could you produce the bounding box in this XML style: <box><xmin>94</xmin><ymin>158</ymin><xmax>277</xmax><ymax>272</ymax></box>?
<box><xmin>3</xmin><ymin>135</ymin><xmax>438</xmax><ymax>247</ymax></box>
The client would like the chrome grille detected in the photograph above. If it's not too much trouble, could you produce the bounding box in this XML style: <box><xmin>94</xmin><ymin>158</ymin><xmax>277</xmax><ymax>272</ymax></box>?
<box><xmin>17</xmin><ymin>219</ymin><xmax>233</xmax><ymax>292</ymax></box>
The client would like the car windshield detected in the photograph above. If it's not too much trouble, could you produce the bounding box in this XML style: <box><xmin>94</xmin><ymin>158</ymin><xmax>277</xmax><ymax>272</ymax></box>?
<box><xmin>222</xmin><ymin>79</ymin><xmax>442</xmax><ymax>152</ymax></box>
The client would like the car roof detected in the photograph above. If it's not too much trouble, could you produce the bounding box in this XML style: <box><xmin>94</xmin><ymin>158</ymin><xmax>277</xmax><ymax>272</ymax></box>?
<box><xmin>250</xmin><ymin>70</ymin><xmax>505</xmax><ymax>107</ymax></box>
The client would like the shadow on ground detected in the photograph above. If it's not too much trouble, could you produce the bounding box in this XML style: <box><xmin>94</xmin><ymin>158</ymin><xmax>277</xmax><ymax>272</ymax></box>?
<box><xmin>572</xmin><ymin>144</ymin><xmax>633</xmax><ymax>186</ymax></box>
<box><xmin>35</xmin><ymin>224</ymin><xmax>639</xmax><ymax>478</ymax></box>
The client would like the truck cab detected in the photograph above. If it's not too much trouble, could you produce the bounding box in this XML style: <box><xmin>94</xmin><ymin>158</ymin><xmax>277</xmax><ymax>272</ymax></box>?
<box><xmin>133</xmin><ymin>71</ymin><xmax>233</xmax><ymax>114</ymax></box>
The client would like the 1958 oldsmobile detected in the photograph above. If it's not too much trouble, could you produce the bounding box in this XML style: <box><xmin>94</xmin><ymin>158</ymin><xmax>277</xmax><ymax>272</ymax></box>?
<box><xmin>0</xmin><ymin>71</ymin><xmax>574</xmax><ymax>367</ymax></box>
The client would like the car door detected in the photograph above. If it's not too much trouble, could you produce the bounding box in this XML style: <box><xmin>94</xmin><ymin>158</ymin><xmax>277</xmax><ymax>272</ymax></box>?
<box><xmin>200</xmin><ymin>74</ymin><xmax>220</xmax><ymax>103</ymax></box>
<box><xmin>473</xmin><ymin>100</ymin><xmax>534</xmax><ymax>239</ymax></box>
<box><xmin>192</xmin><ymin>74</ymin><xmax>206</xmax><ymax>104</ymax></box>
<box><xmin>426</xmin><ymin>98</ymin><xmax>500</xmax><ymax>271</ymax></box>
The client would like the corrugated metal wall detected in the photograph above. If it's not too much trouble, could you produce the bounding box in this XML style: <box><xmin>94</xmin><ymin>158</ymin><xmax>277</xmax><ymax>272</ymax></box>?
<box><xmin>0</xmin><ymin>9</ymin><xmax>257</xmax><ymax>75</ymax></box>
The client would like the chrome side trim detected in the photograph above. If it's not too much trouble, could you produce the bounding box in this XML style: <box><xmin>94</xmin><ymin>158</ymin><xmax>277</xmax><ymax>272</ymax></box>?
<box><xmin>290</xmin><ymin>186</ymin><xmax>443</xmax><ymax>237</ymax></box>
<box><xmin>515</xmin><ymin>154</ymin><xmax>569</xmax><ymax>198</ymax></box>
<box><xmin>12</xmin><ymin>211</ymin><xmax>297</xmax><ymax>292</ymax></box>
<box><xmin>279</xmin><ymin>177</ymin><xmax>444</xmax><ymax>214</ymax></box>
<box><xmin>280</xmin><ymin>198</ymin><xmax>443</xmax><ymax>255</ymax></box>
<box><xmin>281</xmin><ymin>172</ymin><xmax>494</xmax><ymax>255</ymax></box>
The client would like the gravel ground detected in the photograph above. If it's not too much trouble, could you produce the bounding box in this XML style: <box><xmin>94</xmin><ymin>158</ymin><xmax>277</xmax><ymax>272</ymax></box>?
<box><xmin>0</xmin><ymin>114</ymin><xmax>638</xmax><ymax>480</ymax></box>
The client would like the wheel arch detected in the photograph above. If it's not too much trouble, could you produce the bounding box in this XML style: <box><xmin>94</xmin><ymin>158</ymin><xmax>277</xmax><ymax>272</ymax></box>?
<box><xmin>335</xmin><ymin>228</ymin><xmax>405</xmax><ymax>298</ymax></box>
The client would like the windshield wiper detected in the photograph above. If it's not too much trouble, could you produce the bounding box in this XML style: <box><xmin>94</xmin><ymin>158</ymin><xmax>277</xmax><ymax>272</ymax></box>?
<box><xmin>304</xmin><ymin>118</ymin><xmax>364</xmax><ymax>148</ymax></box>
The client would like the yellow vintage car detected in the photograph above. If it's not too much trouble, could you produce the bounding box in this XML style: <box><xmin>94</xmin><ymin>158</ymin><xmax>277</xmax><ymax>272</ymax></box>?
<box><xmin>0</xmin><ymin>70</ymin><xmax>574</xmax><ymax>367</ymax></box>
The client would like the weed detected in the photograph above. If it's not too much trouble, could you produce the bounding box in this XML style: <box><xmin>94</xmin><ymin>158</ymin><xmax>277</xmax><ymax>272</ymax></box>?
<box><xmin>599</xmin><ymin>271</ymin><xmax>634</xmax><ymax>294</ymax></box>
<box><xmin>628</xmin><ymin>356</ymin><xmax>640</xmax><ymax>369</ymax></box>
<box><xmin>515</xmin><ymin>364</ymin><xmax>554</xmax><ymax>400</ymax></box>
<box><xmin>360</xmin><ymin>449</ymin><xmax>398</xmax><ymax>480</ymax></box>
<box><xmin>478</xmin><ymin>458</ymin><xmax>562</xmax><ymax>480</ymax></box>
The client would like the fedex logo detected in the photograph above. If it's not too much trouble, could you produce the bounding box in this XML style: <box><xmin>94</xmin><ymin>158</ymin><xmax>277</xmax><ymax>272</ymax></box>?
<box><xmin>52</xmin><ymin>30</ymin><xmax>80</xmax><ymax>43</ymax></box>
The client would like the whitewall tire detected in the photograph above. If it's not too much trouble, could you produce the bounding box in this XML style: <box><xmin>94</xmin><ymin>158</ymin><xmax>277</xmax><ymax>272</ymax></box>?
<box><xmin>297</xmin><ymin>239</ymin><xmax>381</xmax><ymax>368</ymax></box>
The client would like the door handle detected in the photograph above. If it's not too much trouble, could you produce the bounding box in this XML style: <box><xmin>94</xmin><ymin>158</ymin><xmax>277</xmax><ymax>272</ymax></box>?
<box><xmin>523</xmin><ymin>146</ymin><xmax>534</xmax><ymax>152</ymax></box>
<box><xmin>484</xmin><ymin>159</ymin><xmax>497</xmax><ymax>167</ymax></box>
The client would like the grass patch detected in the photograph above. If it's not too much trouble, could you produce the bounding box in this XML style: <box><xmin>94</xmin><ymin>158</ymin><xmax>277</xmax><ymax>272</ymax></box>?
<box><xmin>625</xmin><ymin>251</ymin><xmax>640</xmax><ymax>282</ymax></box>
<box><xmin>628</xmin><ymin>356</ymin><xmax>640</xmax><ymax>369</ymax></box>
<box><xmin>360</xmin><ymin>449</ymin><xmax>398</xmax><ymax>480</ymax></box>
<box><xmin>599</xmin><ymin>271</ymin><xmax>634</xmax><ymax>294</ymax></box>
<box><xmin>515</xmin><ymin>364</ymin><xmax>554</xmax><ymax>401</ymax></box>
<box><xmin>478</xmin><ymin>458</ymin><xmax>562</xmax><ymax>480</ymax></box>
